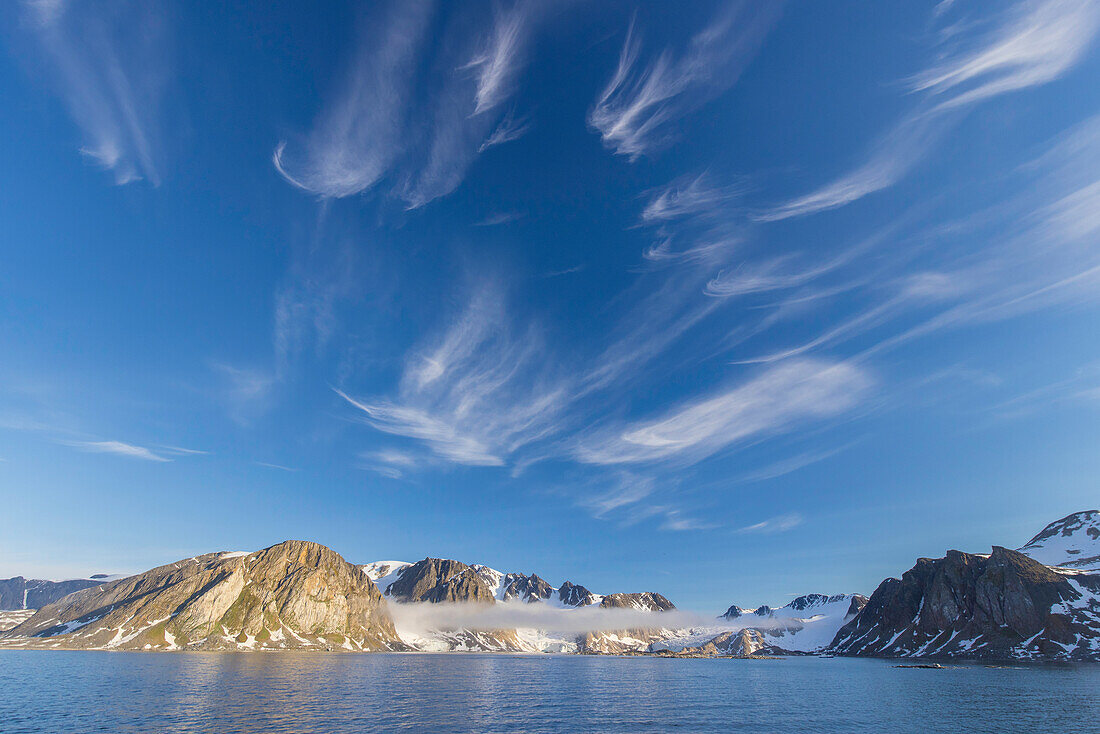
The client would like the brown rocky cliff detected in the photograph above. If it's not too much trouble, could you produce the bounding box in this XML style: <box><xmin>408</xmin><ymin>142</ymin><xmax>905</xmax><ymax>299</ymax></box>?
<box><xmin>3</xmin><ymin>540</ymin><xmax>403</xmax><ymax>651</ymax></box>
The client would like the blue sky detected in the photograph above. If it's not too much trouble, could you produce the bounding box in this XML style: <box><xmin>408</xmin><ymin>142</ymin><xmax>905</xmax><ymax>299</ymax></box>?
<box><xmin>2</xmin><ymin>0</ymin><xmax>1100</xmax><ymax>611</ymax></box>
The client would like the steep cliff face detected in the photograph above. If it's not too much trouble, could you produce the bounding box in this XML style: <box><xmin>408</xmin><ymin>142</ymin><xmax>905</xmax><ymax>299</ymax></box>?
<box><xmin>0</xmin><ymin>577</ymin><xmax>106</xmax><ymax>610</ymax></box>
<box><xmin>499</xmin><ymin>573</ymin><xmax>554</xmax><ymax>603</ymax></box>
<box><xmin>1</xmin><ymin>541</ymin><xmax>403</xmax><ymax>651</ymax></box>
<box><xmin>384</xmin><ymin>559</ymin><xmax>496</xmax><ymax>604</ymax></box>
<box><xmin>830</xmin><ymin>546</ymin><xmax>1100</xmax><ymax>661</ymax></box>
<box><xmin>557</xmin><ymin>581</ymin><xmax>596</xmax><ymax>608</ymax></box>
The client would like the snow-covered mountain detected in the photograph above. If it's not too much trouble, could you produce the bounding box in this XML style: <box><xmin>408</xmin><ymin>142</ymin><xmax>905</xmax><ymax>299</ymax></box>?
<box><xmin>661</xmin><ymin>593</ymin><xmax>868</xmax><ymax>656</ymax></box>
<box><xmin>4</xmin><ymin>509</ymin><xmax>1097</xmax><ymax>660</ymax></box>
<box><xmin>363</xmin><ymin>559</ymin><xmax>616</xmax><ymax>608</ymax></box>
<box><xmin>830</xmin><ymin>511</ymin><xmax>1100</xmax><ymax>662</ymax></box>
<box><xmin>0</xmin><ymin>575</ymin><xmax>119</xmax><ymax>611</ymax></box>
<box><xmin>1017</xmin><ymin>510</ymin><xmax>1100</xmax><ymax>571</ymax></box>
<box><xmin>361</xmin><ymin>557</ymin><xmax>676</xmax><ymax>653</ymax></box>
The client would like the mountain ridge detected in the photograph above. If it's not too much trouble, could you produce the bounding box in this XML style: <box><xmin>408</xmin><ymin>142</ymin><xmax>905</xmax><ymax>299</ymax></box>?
<box><xmin>2</xmin><ymin>510</ymin><xmax>1097</xmax><ymax>660</ymax></box>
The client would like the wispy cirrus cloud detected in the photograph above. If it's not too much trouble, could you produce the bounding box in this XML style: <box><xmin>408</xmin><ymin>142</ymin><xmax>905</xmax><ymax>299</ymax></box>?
<box><xmin>736</xmin><ymin>513</ymin><xmax>803</xmax><ymax>534</ymax></box>
<box><xmin>640</xmin><ymin>174</ymin><xmax>746</xmax><ymax>224</ymax></box>
<box><xmin>578</xmin><ymin>473</ymin><xmax>713</xmax><ymax>531</ymax></box>
<box><xmin>576</xmin><ymin>359</ymin><xmax>872</xmax><ymax>466</ymax></box>
<box><xmin>254</xmin><ymin>461</ymin><xmax>297</xmax><ymax>472</ymax></box>
<box><xmin>272</xmin><ymin>1</ymin><xmax>431</xmax><ymax>198</ymax></box>
<box><xmin>20</xmin><ymin>0</ymin><xmax>169</xmax><ymax>185</ymax></box>
<box><xmin>466</xmin><ymin>2</ymin><xmax>533</xmax><ymax>115</ymax></box>
<box><xmin>479</xmin><ymin>110</ymin><xmax>531</xmax><ymax>152</ymax></box>
<box><xmin>590</xmin><ymin>4</ymin><xmax>781</xmax><ymax>158</ymax></box>
<box><xmin>735</xmin><ymin>443</ymin><xmax>857</xmax><ymax>483</ymax></box>
<box><xmin>337</xmin><ymin>282</ymin><xmax>567</xmax><ymax>467</ymax></box>
<box><xmin>274</xmin><ymin>1</ymin><xmax>539</xmax><ymax>208</ymax></box>
<box><xmin>911</xmin><ymin>0</ymin><xmax>1100</xmax><ymax>111</ymax></box>
<box><xmin>759</xmin><ymin>0</ymin><xmax>1100</xmax><ymax>221</ymax></box>
<box><xmin>755</xmin><ymin>110</ymin><xmax>950</xmax><ymax>222</ymax></box>
<box><xmin>62</xmin><ymin>440</ymin><xmax>170</xmax><ymax>462</ymax></box>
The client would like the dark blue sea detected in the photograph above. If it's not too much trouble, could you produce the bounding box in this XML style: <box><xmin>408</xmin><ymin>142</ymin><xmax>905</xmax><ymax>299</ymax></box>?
<box><xmin>2</xmin><ymin>651</ymin><xmax>1098</xmax><ymax>733</ymax></box>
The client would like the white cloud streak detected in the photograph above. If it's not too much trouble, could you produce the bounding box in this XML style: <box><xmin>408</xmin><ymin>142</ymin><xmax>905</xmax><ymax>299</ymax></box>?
<box><xmin>21</xmin><ymin>0</ymin><xmax>167</xmax><ymax>185</ymax></box>
<box><xmin>272</xmin><ymin>1</ymin><xmax>432</xmax><ymax>198</ymax></box>
<box><xmin>337</xmin><ymin>283</ymin><xmax>568</xmax><ymax>467</ymax></box>
<box><xmin>64</xmin><ymin>440</ymin><xmax>170</xmax><ymax>462</ymax></box>
<box><xmin>466</xmin><ymin>2</ymin><xmax>532</xmax><ymax>115</ymax></box>
<box><xmin>760</xmin><ymin>0</ymin><xmax>1100</xmax><ymax>221</ymax></box>
<box><xmin>641</xmin><ymin>174</ymin><xmax>746</xmax><ymax>223</ymax></box>
<box><xmin>576</xmin><ymin>360</ymin><xmax>872</xmax><ymax>466</ymax></box>
<box><xmin>275</xmin><ymin>1</ymin><xmax>539</xmax><ymax>207</ymax></box>
<box><xmin>911</xmin><ymin>0</ymin><xmax>1100</xmax><ymax>111</ymax></box>
<box><xmin>736</xmin><ymin>513</ymin><xmax>803</xmax><ymax>534</ymax></box>
<box><xmin>589</xmin><ymin>4</ymin><xmax>782</xmax><ymax>158</ymax></box>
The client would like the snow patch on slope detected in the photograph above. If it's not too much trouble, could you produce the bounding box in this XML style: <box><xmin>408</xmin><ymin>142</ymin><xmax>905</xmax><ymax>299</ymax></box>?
<box><xmin>1018</xmin><ymin>511</ymin><xmax>1100</xmax><ymax>571</ymax></box>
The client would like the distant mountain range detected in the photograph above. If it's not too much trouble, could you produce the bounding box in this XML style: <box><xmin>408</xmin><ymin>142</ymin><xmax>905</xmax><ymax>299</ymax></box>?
<box><xmin>1</xmin><ymin>510</ymin><xmax>1097</xmax><ymax>661</ymax></box>
<box><xmin>0</xmin><ymin>575</ymin><xmax>114</xmax><ymax>610</ymax></box>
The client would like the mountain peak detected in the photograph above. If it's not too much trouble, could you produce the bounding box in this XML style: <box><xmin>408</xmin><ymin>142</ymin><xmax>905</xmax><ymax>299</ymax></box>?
<box><xmin>1017</xmin><ymin>510</ymin><xmax>1100</xmax><ymax>571</ymax></box>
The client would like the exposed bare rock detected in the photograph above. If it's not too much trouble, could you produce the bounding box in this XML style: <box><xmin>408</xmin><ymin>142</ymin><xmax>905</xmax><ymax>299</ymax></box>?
<box><xmin>499</xmin><ymin>573</ymin><xmax>554</xmax><ymax>603</ymax></box>
<box><xmin>557</xmin><ymin>581</ymin><xmax>595</xmax><ymax>607</ymax></box>
<box><xmin>385</xmin><ymin>558</ymin><xmax>496</xmax><ymax>604</ymax></box>
<box><xmin>0</xmin><ymin>541</ymin><xmax>403</xmax><ymax>651</ymax></box>
<box><xmin>599</xmin><ymin>592</ymin><xmax>675</xmax><ymax>612</ymax></box>
<box><xmin>846</xmin><ymin>595</ymin><xmax>868</xmax><ymax>617</ymax></box>
<box><xmin>830</xmin><ymin>546</ymin><xmax>1100</xmax><ymax>661</ymax></box>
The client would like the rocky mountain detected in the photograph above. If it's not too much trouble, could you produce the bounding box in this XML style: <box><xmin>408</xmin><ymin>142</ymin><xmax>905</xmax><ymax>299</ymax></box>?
<box><xmin>363</xmin><ymin>557</ymin><xmax>677</xmax><ymax>653</ymax></box>
<box><xmin>1018</xmin><ymin>510</ymin><xmax>1100</xmax><ymax>571</ymax></box>
<box><xmin>0</xmin><ymin>541</ymin><xmax>403</xmax><ymax>651</ymax></box>
<box><xmin>830</xmin><ymin>546</ymin><xmax>1100</xmax><ymax>661</ymax></box>
<box><xmin>4</xmin><ymin>510</ymin><xmax>1096</xmax><ymax>659</ymax></box>
<box><xmin>557</xmin><ymin>581</ymin><xmax>596</xmax><ymax>607</ymax></box>
<box><xmin>0</xmin><ymin>576</ymin><xmax>109</xmax><ymax>610</ymax></box>
<box><xmin>665</xmin><ymin>592</ymin><xmax>868</xmax><ymax>656</ymax></box>
<box><xmin>384</xmin><ymin>559</ymin><xmax>496</xmax><ymax>604</ymax></box>
<box><xmin>599</xmin><ymin>592</ymin><xmax>674</xmax><ymax>611</ymax></box>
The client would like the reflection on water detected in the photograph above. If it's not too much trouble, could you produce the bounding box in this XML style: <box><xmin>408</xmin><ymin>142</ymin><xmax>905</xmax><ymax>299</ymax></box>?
<box><xmin>2</xmin><ymin>651</ymin><xmax>1098</xmax><ymax>733</ymax></box>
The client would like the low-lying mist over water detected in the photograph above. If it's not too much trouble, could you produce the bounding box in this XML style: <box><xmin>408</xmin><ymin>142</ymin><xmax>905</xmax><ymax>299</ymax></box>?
<box><xmin>387</xmin><ymin>601</ymin><xmax>718</xmax><ymax>635</ymax></box>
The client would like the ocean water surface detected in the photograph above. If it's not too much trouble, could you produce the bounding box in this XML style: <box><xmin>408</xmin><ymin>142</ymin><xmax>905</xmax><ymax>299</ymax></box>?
<box><xmin>2</xmin><ymin>651</ymin><xmax>1098</xmax><ymax>733</ymax></box>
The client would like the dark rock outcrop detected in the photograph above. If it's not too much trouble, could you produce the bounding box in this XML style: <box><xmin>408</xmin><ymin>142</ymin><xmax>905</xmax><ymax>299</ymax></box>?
<box><xmin>599</xmin><ymin>592</ymin><xmax>675</xmax><ymax>612</ymax></box>
<box><xmin>557</xmin><ymin>581</ymin><xmax>596</xmax><ymax>607</ymax></box>
<box><xmin>385</xmin><ymin>558</ymin><xmax>495</xmax><ymax>604</ymax></box>
<box><xmin>830</xmin><ymin>546</ymin><xmax>1100</xmax><ymax>661</ymax></box>
<box><xmin>846</xmin><ymin>595</ymin><xmax>868</xmax><ymax>617</ymax></box>
<box><xmin>720</xmin><ymin>604</ymin><xmax>744</xmax><ymax>619</ymax></box>
<box><xmin>500</xmin><ymin>573</ymin><xmax>554</xmax><ymax>603</ymax></box>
